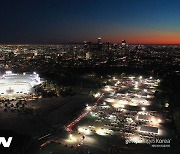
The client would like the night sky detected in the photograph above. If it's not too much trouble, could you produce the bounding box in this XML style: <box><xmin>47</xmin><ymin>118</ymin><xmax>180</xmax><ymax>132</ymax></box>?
<box><xmin>0</xmin><ymin>0</ymin><xmax>180</xmax><ymax>44</ymax></box>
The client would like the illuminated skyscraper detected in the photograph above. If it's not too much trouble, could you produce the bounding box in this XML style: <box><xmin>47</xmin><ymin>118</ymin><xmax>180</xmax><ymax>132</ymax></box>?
<box><xmin>83</xmin><ymin>41</ymin><xmax>88</xmax><ymax>50</ymax></box>
<box><xmin>122</xmin><ymin>40</ymin><xmax>126</xmax><ymax>46</ymax></box>
<box><xmin>98</xmin><ymin>37</ymin><xmax>101</xmax><ymax>44</ymax></box>
<box><xmin>98</xmin><ymin>37</ymin><xmax>102</xmax><ymax>51</ymax></box>
<box><xmin>86</xmin><ymin>52</ymin><xmax>91</xmax><ymax>60</ymax></box>
<box><xmin>105</xmin><ymin>41</ymin><xmax>110</xmax><ymax>50</ymax></box>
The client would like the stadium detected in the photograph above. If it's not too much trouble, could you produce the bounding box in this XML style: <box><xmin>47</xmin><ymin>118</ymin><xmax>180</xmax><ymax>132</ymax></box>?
<box><xmin>0</xmin><ymin>71</ymin><xmax>42</xmax><ymax>98</ymax></box>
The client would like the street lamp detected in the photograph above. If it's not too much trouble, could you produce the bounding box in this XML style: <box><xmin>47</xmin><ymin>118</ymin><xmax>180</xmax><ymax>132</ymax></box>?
<box><xmin>69</xmin><ymin>134</ymin><xmax>72</xmax><ymax>140</ymax></box>
<box><xmin>144</xmin><ymin>89</ymin><xmax>147</xmax><ymax>92</ymax></box>
<box><xmin>141</xmin><ymin>107</ymin><xmax>146</xmax><ymax>111</ymax></box>
<box><xmin>158</xmin><ymin>119</ymin><xmax>161</xmax><ymax>123</ymax></box>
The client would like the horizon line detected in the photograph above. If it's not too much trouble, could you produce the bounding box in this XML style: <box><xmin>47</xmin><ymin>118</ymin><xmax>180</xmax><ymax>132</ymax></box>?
<box><xmin>0</xmin><ymin>42</ymin><xmax>180</xmax><ymax>46</ymax></box>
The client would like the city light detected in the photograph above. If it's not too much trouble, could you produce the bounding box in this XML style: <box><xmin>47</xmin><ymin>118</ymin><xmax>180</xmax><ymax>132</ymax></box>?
<box><xmin>86</xmin><ymin>106</ymin><xmax>91</xmax><ymax>110</ymax></box>
<box><xmin>69</xmin><ymin>134</ymin><xmax>73</xmax><ymax>139</ymax></box>
<box><xmin>78</xmin><ymin>127</ymin><xmax>92</xmax><ymax>135</ymax></box>
<box><xmin>104</xmin><ymin>85</ymin><xmax>113</xmax><ymax>92</ymax></box>
<box><xmin>141</xmin><ymin>107</ymin><xmax>146</xmax><ymax>111</ymax></box>
<box><xmin>0</xmin><ymin>0</ymin><xmax>178</xmax><ymax>152</ymax></box>
<box><xmin>94</xmin><ymin>92</ymin><xmax>100</xmax><ymax>98</ymax></box>
<box><xmin>96</xmin><ymin>128</ymin><xmax>113</xmax><ymax>136</ymax></box>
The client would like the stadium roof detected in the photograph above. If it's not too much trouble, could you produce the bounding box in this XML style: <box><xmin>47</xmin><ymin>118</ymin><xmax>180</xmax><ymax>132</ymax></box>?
<box><xmin>0</xmin><ymin>72</ymin><xmax>41</xmax><ymax>87</ymax></box>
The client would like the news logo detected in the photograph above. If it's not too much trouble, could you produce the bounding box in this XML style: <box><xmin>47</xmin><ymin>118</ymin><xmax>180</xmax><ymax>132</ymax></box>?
<box><xmin>0</xmin><ymin>137</ymin><xmax>13</xmax><ymax>147</ymax></box>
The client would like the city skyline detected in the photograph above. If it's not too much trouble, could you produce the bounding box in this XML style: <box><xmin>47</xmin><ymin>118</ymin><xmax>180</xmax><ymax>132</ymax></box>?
<box><xmin>0</xmin><ymin>0</ymin><xmax>180</xmax><ymax>44</ymax></box>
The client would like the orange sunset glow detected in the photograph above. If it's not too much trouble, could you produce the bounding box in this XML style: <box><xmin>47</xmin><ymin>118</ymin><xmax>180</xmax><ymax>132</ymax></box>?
<box><xmin>107</xmin><ymin>32</ymin><xmax>180</xmax><ymax>44</ymax></box>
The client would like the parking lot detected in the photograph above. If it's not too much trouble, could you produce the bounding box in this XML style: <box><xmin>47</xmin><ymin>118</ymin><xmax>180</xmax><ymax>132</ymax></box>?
<box><xmin>60</xmin><ymin>76</ymin><xmax>172</xmax><ymax>149</ymax></box>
